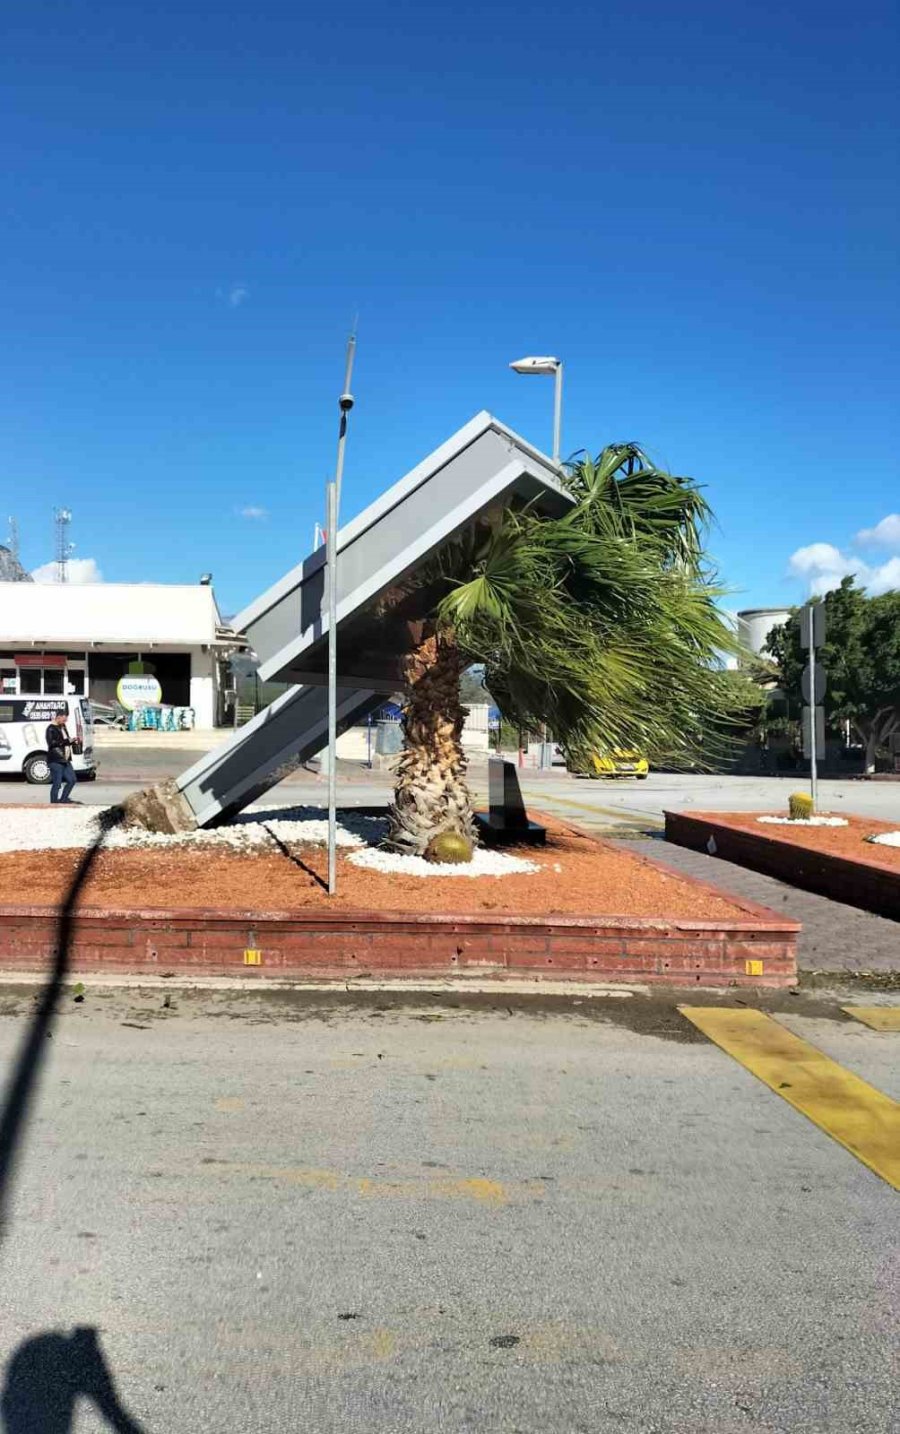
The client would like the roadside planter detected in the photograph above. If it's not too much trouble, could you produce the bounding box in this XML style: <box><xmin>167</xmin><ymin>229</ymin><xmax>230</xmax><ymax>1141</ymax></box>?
<box><xmin>0</xmin><ymin>808</ymin><xmax>798</xmax><ymax>987</ymax></box>
<box><xmin>665</xmin><ymin>810</ymin><xmax>900</xmax><ymax>921</ymax></box>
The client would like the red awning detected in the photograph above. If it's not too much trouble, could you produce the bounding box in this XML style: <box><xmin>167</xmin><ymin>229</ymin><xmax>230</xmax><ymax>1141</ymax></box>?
<box><xmin>14</xmin><ymin>654</ymin><xmax>67</xmax><ymax>668</ymax></box>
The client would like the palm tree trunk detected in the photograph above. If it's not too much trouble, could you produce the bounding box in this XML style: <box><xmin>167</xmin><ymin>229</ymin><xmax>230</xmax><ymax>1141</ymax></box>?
<box><xmin>385</xmin><ymin>632</ymin><xmax>476</xmax><ymax>856</ymax></box>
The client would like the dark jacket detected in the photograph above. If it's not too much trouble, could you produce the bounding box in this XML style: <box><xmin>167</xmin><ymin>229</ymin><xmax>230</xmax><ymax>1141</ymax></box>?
<box><xmin>45</xmin><ymin>723</ymin><xmax>72</xmax><ymax>764</ymax></box>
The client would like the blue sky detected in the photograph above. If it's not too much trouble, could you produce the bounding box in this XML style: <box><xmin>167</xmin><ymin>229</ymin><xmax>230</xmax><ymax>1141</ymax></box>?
<box><xmin>3</xmin><ymin>0</ymin><xmax>898</xmax><ymax>615</ymax></box>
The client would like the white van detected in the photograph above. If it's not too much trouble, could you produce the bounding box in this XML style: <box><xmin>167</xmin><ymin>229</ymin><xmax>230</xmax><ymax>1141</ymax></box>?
<box><xmin>0</xmin><ymin>696</ymin><xmax>97</xmax><ymax>784</ymax></box>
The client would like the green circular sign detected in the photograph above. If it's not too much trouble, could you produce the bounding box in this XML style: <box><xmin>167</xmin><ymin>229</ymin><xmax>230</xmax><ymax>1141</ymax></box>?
<box><xmin>116</xmin><ymin>675</ymin><xmax>162</xmax><ymax>711</ymax></box>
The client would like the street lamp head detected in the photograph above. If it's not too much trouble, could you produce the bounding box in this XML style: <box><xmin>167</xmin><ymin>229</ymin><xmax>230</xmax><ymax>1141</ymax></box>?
<box><xmin>509</xmin><ymin>355</ymin><xmax>560</xmax><ymax>375</ymax></box>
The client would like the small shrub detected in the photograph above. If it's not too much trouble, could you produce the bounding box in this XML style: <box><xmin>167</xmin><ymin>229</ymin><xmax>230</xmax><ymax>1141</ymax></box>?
<box><xmin>788</xmin><ymin>791</ymin><xmax>814</xmax><ymax>821</ymax></box>
<box><xmin>424</xmin><ymin>831</ymin><xmax>474</xmax><ymax>864</ymax></box>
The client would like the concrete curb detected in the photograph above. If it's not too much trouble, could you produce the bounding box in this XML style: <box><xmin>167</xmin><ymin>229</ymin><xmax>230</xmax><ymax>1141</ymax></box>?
<box><xmin>0</xmin><ymin>901</ymin><xmax>799</xmax><ymax>989</ymax></box>
<box><xmin>665</xmin><ymin>810</ymin><xmax>900</xmax><ymax>922</ymax></box>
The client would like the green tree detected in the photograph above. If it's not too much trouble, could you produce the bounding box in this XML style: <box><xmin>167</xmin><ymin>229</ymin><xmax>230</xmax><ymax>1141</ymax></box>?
<box><xmin>765</xmin><ymin>577</ymin><xmax>900</xmax><ymax>773</ymax></box>
<box><xmin>458</xmin><ymin>667</ymin><xmax>492</xmax><ymax>706</ymax></box>
<box><xmin>386</xmin><ymin>443</ymin><xmax>747</xmax><ymax>854</ymax></box>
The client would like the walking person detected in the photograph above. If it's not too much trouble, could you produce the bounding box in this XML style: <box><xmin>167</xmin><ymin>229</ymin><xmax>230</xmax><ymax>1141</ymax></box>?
<box><xmin>46</xmin><ymin>707</ymin><xmax>78</xmax><ymax>805</ymax></box>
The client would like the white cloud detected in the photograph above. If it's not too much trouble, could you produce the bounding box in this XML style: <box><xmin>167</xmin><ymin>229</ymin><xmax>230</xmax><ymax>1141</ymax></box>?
<box><xmin>867</xmin><ymin>556</ymin><xmax>900</xmax><ymax>594</ymax></box>
<box><xmin>788</xmin><ymin>543</ymin><xmax>853</xmax><ymax>579</ymax></box>
<box><xmin>215</xmin><ymin>284</ymin><xmax>249</xmax><ymax>309</ymax></box>
<box><xmin>856</xmin><ymin>513</ymin><xmax>900</xmax><ymax>548</ymax></box>
<box><xmin>787</xmin><ymin>542</ymin><xmax>900</xmax><ymax>598</ymax></box>
<box><xmin>31</xmin><ymin>557</ymin><xmax>104</xmax><ymax>584</ymax></box>
<box><xmin>238</xmin><ymin>505</ymin><xmax>268</xmax><ymax>520</ymax></box>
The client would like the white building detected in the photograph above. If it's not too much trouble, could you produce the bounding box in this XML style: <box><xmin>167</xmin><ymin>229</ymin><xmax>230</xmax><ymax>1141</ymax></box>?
<box><xmin>0</xmin><ymin>581</ymin><xmax>238</xmax><ymax>728</ymax></box>
<box><xmin>737</xmin><ymin>607</ymin><xmax>792</xmax><ymax>656</ymax></box>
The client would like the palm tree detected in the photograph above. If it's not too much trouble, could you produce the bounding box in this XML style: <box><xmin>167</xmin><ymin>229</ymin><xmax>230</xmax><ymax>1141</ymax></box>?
<box><xmin>385</xmin><ymin>443</ymin><xmax>744</xmax><ymax>855</ymax></box>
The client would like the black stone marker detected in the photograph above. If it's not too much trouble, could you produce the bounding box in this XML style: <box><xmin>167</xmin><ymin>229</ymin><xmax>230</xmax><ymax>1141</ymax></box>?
<box><xmin>475</xmin><ymin>759</ymin><xmax>546</xmax><ymax>846</ymax></box>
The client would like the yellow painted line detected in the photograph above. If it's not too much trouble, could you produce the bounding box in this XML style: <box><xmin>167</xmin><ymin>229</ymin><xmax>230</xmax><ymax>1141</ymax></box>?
<box><xmin>842</xmin><ymin>1007</ymin><xmax>900</xmax><ymax>1032</ymax></box>
<box><xmin>200</xmin><ymin>1161</ymin><xmax>528</xmax><ymax>1205</ymax></box>
<box><xmin>680</xmin><ymin>1007</ymin><xmax>900</xmax><ymax>1191</ymax></box>
<box><xmin>528</xmin><ymin>792</ymin><xmax>663</xmax><ymax>828</ymax></box>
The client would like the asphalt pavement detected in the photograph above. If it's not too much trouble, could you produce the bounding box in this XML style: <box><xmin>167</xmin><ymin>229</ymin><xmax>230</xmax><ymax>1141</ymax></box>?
<box><xmin>3</xmin><ymin>741</ymin><xmax>899</xmax><ymax>828</ymax></box>
<box><xmin>0</xmin><ymin>986</ymin><xmax>896</xmax><ymax>1433</ymax></box>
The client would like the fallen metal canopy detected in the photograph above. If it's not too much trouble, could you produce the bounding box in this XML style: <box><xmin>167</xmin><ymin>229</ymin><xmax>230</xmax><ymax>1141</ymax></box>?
<box><xmin>176</xmin><ymin>413</ymin><xmax>568</xmax><ymax>827</ymax></box>
<box><xmin>234</xmin><ymin>412</ymin><xmax>569</xmax><ymax>687</ymax></box>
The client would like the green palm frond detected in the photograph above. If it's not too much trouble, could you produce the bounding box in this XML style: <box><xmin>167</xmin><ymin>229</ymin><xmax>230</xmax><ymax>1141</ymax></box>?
<box><xmin>391</xmin><ymin>437</ymin><xmax>746</xmax><ymax>769</ymax></box>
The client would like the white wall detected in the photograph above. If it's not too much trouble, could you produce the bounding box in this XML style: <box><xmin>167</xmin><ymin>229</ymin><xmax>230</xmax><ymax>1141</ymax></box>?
<box><xmin>462</xmin><ymin>702</ymin><xmax>490</xmax><ymax>750</ymax></box>
<box><xmin>0</xmin><ymin>581</ymin><xmax>221</xmax><ymax>646</ymax></box>
<box><xmin>738</xmin><ymin>609</ymin><xmax>791</xmax><ymax>655</ymax></box>
<box><xmin>189</xmin><ymin>648</ymin><xmax>216</xmax><ymax>728</ymax></box>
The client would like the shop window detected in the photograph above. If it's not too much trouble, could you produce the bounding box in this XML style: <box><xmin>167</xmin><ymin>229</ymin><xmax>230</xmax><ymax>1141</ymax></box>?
<box><xmin>19</xmin><ymin>669</ymin><xmax>41</xmax><ymax>694</ymax></box>
<box><xmin>0</xmin><ymin>670</ymin><xmax>15</xmax><ymax>694</ymax></box>
<box><xmin>44</xmin><ymin>669</ymin><xmax>65</xmax><ymax>695</ymax></box>
<box><xmin>67</xmin><ymin>670</ymin><xmax>85</xmax><ymax>695</ymax></box>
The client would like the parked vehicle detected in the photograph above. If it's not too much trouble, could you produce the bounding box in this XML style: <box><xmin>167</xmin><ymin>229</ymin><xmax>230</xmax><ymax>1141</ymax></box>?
<box><xmin>590</xmin><ymin>749</ymin><xmax>649</xmax><ymax>779</ymax></box>
<box><xmin>553</xmin><ymin>742</ymin><xmax>649</xmax><ymax>778</ymax></box>
<box><xmin>0</xmin><ymin>696</ymin><xmax>97</xmax><ymax>784</ymax></box>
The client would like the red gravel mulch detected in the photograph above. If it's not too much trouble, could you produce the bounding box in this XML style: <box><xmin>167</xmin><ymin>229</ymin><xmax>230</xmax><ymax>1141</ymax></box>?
<box><xmin>691</xmin><ymin>812</ymin><xmax>900</xmax><ymax>872</ymax></box>
<box><xmin>0</xmin><ymin>821</ymin><xmax>752</xmax><ymax>922</ymax></box>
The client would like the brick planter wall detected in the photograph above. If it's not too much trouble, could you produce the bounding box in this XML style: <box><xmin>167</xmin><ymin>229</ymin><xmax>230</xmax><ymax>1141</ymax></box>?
<box><xmin>0</xmin><ymin>903</ymin><xmax>798</xmax><ymax>987</ymax></box>
<box><xmin>665</xmin><ymin>810</ymin><xmax>900</xmax><ymax>921</ymax></box>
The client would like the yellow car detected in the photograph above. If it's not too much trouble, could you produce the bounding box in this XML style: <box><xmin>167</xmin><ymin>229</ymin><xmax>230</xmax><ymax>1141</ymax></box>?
<box><xmin>590</xmin><ymin>749</ymin><xmax>649</xmax><ymax>779</ymax></box>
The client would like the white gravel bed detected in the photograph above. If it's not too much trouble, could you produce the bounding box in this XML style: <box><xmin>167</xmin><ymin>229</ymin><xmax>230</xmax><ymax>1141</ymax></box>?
<box><xmin>757</xmin><ymin>815</ymin><xmax>849</xmax><ymax>828</ymax></box>
<box><xmin>0</xmin><ymin>806</ymin><xmax>105</xmax><ymax>852</ymax></box>
<box><xmin>0</xmin><ymin>807</ymin><xmax>537</xmax><ymax>877</ymax></box>
<box><xmin>867</xmin><ymin>830</ymin><xmax>900</xmax><ymax>848</ymax></box>
<box><xmin>0</xmin><ymin>806</ymin><xmax>373</xmax><ymax>854</ymax></box>
<box><xmin>348</xmin><ymin>846</ymin><xmax>539</xmax><ymax>878</ymax></box>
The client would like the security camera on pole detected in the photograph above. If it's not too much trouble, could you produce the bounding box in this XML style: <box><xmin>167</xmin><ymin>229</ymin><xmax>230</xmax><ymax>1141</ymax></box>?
<box><xmin>325</xmin><ymin>331</ymin><xmax>357</xmax><ymax>896</ymax></box>
<box><xmin>800</xmin><ymin>602</ymin><xmax>827</xmax><ymax>812</ymax></box>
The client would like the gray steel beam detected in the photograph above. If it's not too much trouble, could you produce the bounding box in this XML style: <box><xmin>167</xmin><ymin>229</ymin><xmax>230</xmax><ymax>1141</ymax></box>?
<box><xmin>174</xmin><ymin>412</ymin><xmax>568</xmax><ymax>829</ymax></box>
<box><xmin>235</xmin><ymin>413</ymin><xmax>569</xmax><ymax>685</ymax></box>
<box><xmin>176</xmin><ymin>683</ymin><xmax>385</xmax><ymax>828</ymax></box>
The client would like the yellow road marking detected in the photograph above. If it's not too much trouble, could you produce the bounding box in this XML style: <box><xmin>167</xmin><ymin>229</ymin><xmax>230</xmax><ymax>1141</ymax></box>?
<box><xmin>529</xmin><ymin>792</ymin><xmax>662</xmax><ymax>828</ymax></box>
<box><xmin>680</xmin><ymin>1007</ymin><xmax>900</xmax><ymax>1191</ymax></box>
<box><xmin>201</xmin><ymin>1161</ymin><xmax>519</xmax><ymax>1205</ymax></box>
<box><xmin>842</xmin><ymin>1007</ymin><xmax>900</xmax><ymax>1032</ymax></box>
<box><xmin>469</xmin><ymin>783</ymin><xmax>659</xmax><ymax>829</ymax></box>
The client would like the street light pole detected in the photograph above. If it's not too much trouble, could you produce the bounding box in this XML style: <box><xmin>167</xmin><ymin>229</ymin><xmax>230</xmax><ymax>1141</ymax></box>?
<box><xmin>553</xmin><ymin>360</ymin><xmax>563</xmax><ymax>466</ymax></box>
<box><xmin>509</xmin><ymin>354</ymin><xmax>564</xmax><ymax>769</ymax></box>
<box><xmin>808</xmin><ymin>603</ymin><xmax>818</xmax><ymax>815</ymax></box>
<box><xmin>509</xmin><ymin>355</ymin><xmax>564</xmax><ymax>467</ymax></box>
<box><xmin>326</xmin><ymin>332</ymin><xmax>357</xmax><ymax>897</ymax></box>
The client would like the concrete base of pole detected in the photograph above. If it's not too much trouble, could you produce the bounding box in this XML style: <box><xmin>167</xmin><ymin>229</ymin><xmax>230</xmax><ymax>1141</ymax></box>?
<box><xmin>118</xmin><ymin>779</ymin><xmax>198</xmax><ymax>835</ymax></box>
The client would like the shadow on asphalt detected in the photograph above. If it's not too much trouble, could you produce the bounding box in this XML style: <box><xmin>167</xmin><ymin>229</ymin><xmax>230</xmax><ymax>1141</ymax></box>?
<box><xmin>0</xmin><ymin>824</ymin><xmax>147</xmax><ymax>1432</ymax></box>
<box><xmin>1</xmin><ymin>1327</ymin><xmax>145</xmax><ymax>1433</ymax></box>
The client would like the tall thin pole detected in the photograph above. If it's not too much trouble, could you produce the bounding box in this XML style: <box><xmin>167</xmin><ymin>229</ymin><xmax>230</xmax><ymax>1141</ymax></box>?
<box><xmin>336</xmin><ymin>333</ymin><xmax>356</xmax><ymax>508</ymax></box>
<box><xmin>808</xmin><ymin>604</ymin><xmax>818</xmax><ymax>814</ymax></box>
<box><xmin>326</xmin><ymin>332</ymin><xmax>357</xmax><ymax>896</ymax></box>
<box><xmin>544</xmin><ymin>363</ymin><xmax>561</xmax><ymax>770</ymax></box>
<box><xmin>326</xmin><ymin>479</ymin><xmax>339</xmax><ymax>894</ymax></box>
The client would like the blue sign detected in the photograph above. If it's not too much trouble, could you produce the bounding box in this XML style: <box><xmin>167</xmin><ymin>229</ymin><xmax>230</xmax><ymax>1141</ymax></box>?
<box><xmin>488</xmin><ymin>705</ymin><xmax>502</xmax><ymax>730</ymax></box>
<box><xmin>377</xmin><ymin>702</ymin><xmax>403</xmax><ymax>722</ymax></box>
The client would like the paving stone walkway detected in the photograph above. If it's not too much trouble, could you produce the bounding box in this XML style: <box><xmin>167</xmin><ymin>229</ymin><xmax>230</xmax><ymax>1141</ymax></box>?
<box><xmin>622</xmin><ymin>836</ymin><xmax>900</xmax><ymax>977</ymax></box>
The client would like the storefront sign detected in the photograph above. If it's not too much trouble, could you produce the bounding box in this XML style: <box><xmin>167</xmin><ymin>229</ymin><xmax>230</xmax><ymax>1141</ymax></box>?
<box><xmin>116</xmin><ymin>675</ymin><xmax>162</xmax><ymax>710</ymax></box>
<box><xmin>14</xmin><ymin>654</ymin><xmax>66</xmax><ymax>668</ymax></box>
